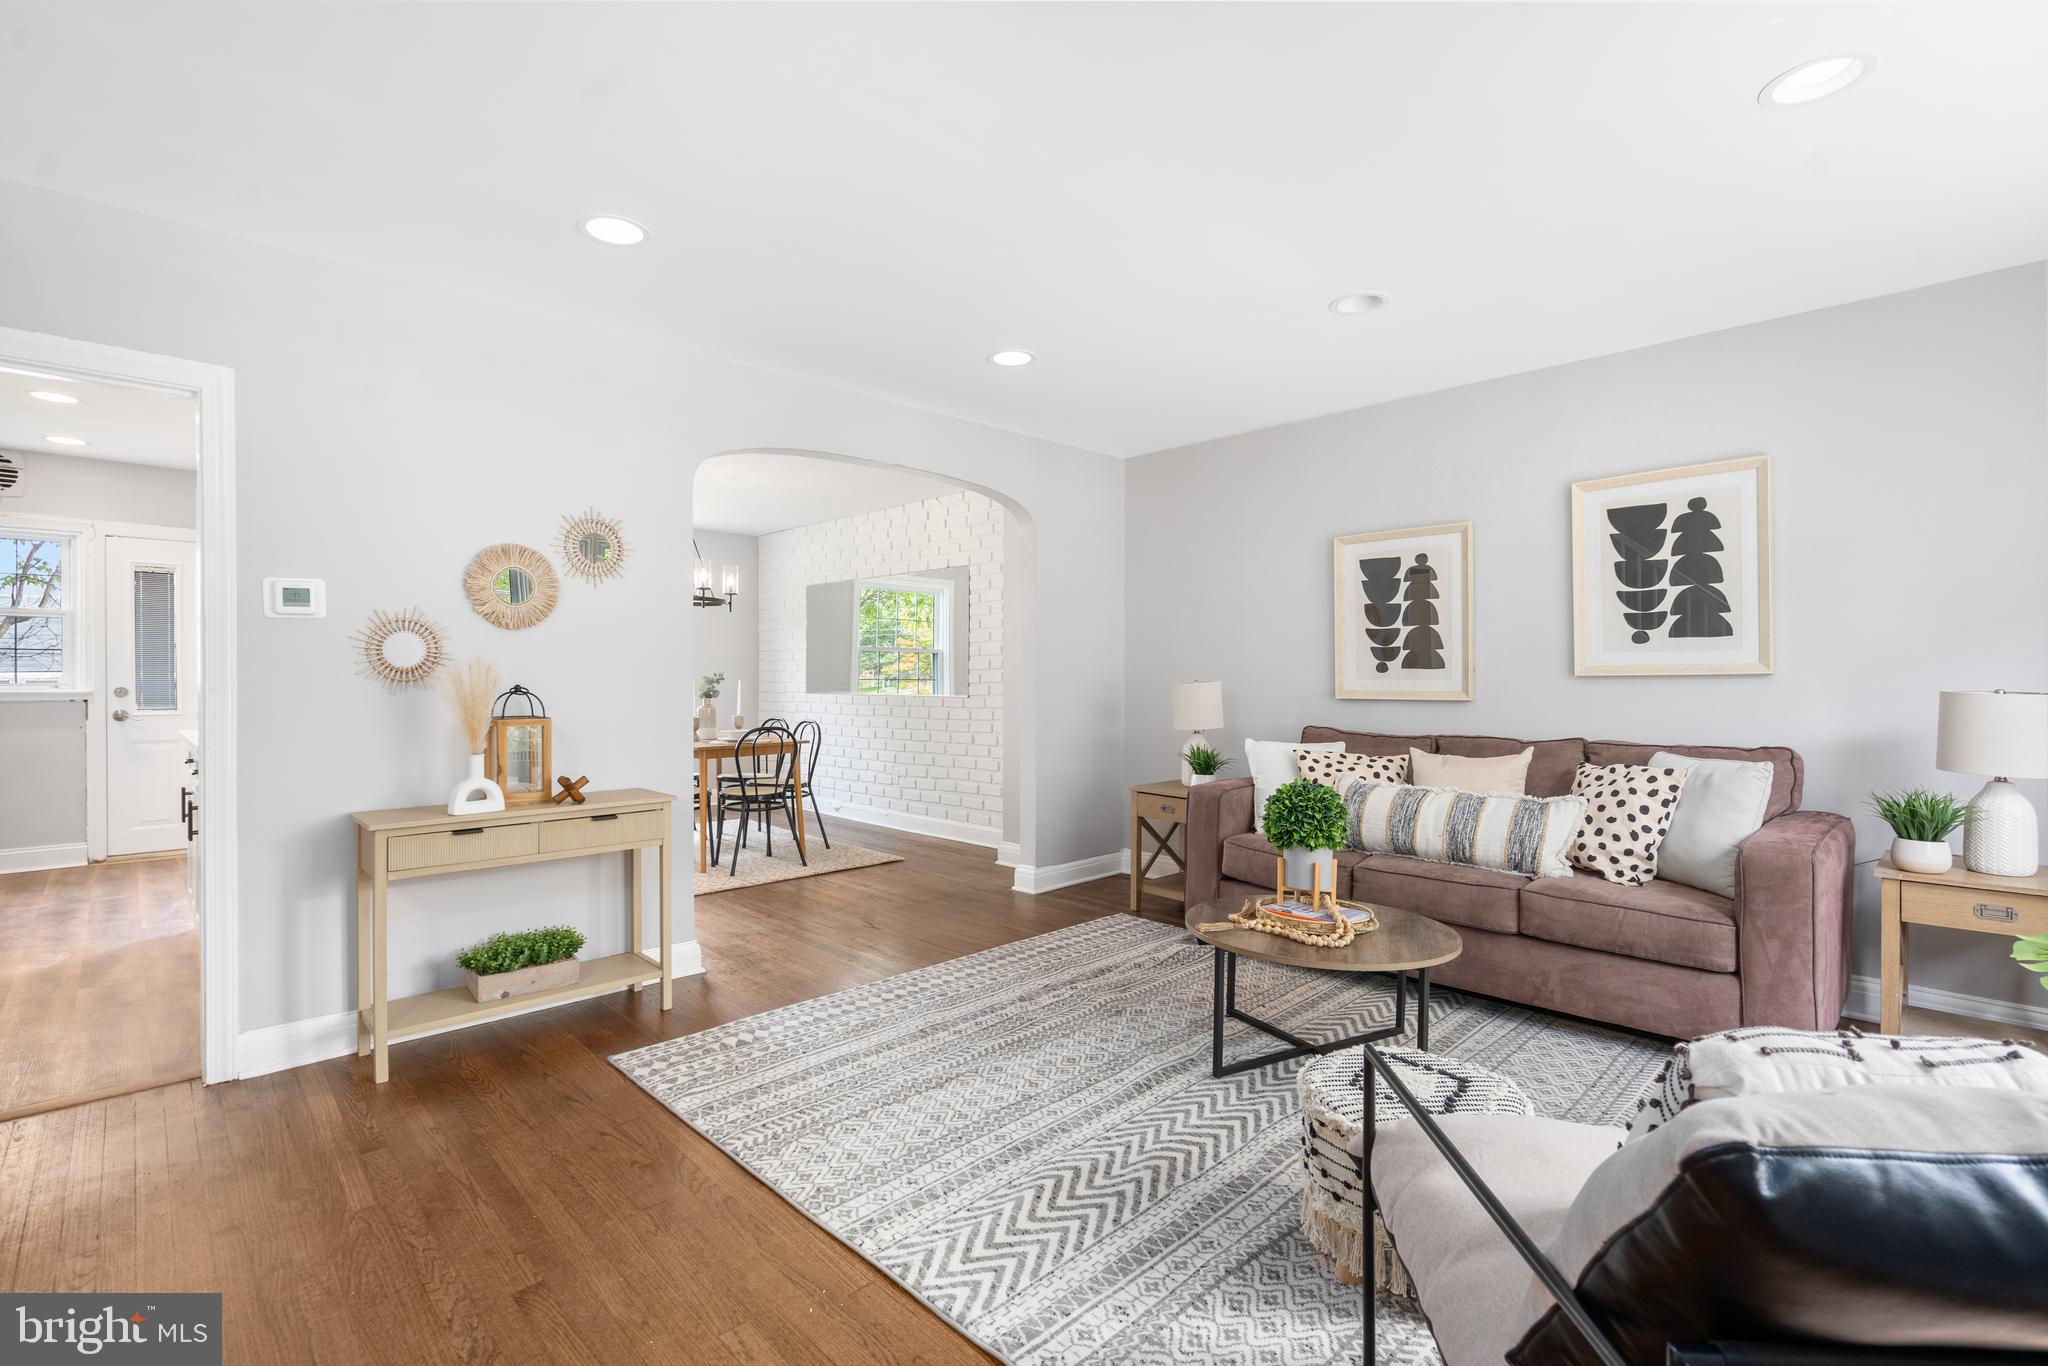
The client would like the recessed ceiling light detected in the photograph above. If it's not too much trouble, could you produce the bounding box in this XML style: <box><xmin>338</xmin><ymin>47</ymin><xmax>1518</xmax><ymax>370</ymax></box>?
<box><xmin>988</xmin><ymin>350</ymin><xmax>1035</xmax><ymax>367</ymax></box>
<box><xmin>1758</xmin><ymin>54</ymin><xmax>1875</xmax><ymax>107</ymax></box>
<box><xmin>28</xmin><ymin>390</ymin><xmax>78</xmax><ymax>404</ymax></box>
<box><xmin>45</xmin><ymin>435</ymin><xmax>87</xmax><ymax>446</ymax></box>
<box><xmin>1329</xmin><ymin>293</ymin><xmax>1390</xmax><ymax>315</ymax></box>
<box><xmin>578</xmin><ymin>215</ymin><xmax>648</xmax><ymax>246</ymax></box>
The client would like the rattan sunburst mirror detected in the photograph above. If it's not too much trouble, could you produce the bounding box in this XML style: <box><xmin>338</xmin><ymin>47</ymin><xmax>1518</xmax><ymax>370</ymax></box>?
<box><xmin>351</xmin><ymin>608</ymin><xmax>447</xmax><ymax>689</ymax></box>
<box><xmin>559</xmin><ymin>508</ymin><xmax>627</xmax><ymax>587</ymax></box>
<box><xmin>463</xmin><ymin>543</ymin><xmax>559</xmax><ymax>630</ymax></box>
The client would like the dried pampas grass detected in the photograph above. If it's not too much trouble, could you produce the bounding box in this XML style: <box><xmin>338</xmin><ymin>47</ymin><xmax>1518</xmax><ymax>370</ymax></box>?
<box><xmin>439</xmin><ymin>658</ymin><xmax>499</xmax><ymax>754</ymax></box>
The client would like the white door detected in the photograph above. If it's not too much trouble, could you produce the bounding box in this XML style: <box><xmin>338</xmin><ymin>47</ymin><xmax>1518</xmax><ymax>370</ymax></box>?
<box><xmin>105</xmin><ymin>535</ymin><xmax>198</xmax><ymax>856</ymax></box>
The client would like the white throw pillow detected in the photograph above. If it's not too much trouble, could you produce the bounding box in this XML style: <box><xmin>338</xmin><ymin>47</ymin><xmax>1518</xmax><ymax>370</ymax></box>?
<box><xmin>1408</xmin><ymin>746</ymin><xmax>1532</xmax><ymax>797</ymax></box>
<box><xmin>1650</xmin><ymin>750</ymin><xmax>1774</xmax><ymax>899</ymax></box>
<box><xmin>1245</xmin><ymin>738</ymin><xmax>1344</xmax><ymax>816</ymax></box>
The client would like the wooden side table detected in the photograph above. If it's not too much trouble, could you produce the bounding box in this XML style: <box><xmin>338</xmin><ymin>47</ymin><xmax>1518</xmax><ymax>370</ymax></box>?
<box><xmin>1876</xmin><ymin>855</ymin><xmax>2048</xmax><ymax>1033</ymax></box>
<box><xmin>1129</xmin><ymin>780</ymin><xmax>1189</xmax><ymax>911</ymax></box>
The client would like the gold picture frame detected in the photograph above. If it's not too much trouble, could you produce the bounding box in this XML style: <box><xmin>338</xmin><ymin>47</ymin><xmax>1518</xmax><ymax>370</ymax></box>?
<box><xmin>1332</xmin><ymin>522</ymin><xmax>1473</xmax><ymax>701</ymax></box>
<box><xmin>1571</xmin><ymin>455</ymin><xmax>1773</xmax><ymax>676</ymax></box>
<box><xmin>559</xmin><ymin>508</ymin><xmax>627</xmax><ymax>587</ymax></box>
<box><xmin>463</xmin><ymin>543</ymin><xmax>559</xmax><ymax>630</ymax></box>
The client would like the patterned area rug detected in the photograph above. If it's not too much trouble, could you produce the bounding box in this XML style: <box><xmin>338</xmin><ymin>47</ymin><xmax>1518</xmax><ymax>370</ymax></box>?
<box><xmin>691</xmin><ymin>824</ymin><xmax>901</xmax><ymax>895</ymax></box>
<box><xmin>613</xmin><ymin>915</ymin><xmax>1669</xmax><ymax>1365</ymax></box>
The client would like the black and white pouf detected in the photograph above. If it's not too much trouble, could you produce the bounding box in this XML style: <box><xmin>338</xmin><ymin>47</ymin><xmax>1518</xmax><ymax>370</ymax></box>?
<box><xmin>1299</xmin><ymin>1044</ymin><xmax>1534</xmax><ymax>1292</ymax></box>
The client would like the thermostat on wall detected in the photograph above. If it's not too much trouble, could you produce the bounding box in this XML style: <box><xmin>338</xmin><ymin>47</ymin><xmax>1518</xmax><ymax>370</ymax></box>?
<box><xmin>264</xmin><ymin>577</ymin><xmax>326</xmax><ymax>618</ymax></box>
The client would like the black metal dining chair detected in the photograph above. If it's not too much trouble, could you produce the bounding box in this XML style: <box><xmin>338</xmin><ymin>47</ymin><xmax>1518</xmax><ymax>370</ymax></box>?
<box><xmin>789</xmin><ymin>718</ymin><xmax>829</xmax><ymax>849</ymax></box>
<box><xmin>709</xmin><ymin>722</ymin><xmax>807</xmax><ymax>873</ymax></box>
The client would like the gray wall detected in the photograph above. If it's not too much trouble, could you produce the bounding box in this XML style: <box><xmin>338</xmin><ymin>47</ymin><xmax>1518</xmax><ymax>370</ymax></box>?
<box><xmin>689</xmin><ymin>527</ymin><xmax>758</xmax><ymax>720</ymax></box>
<box><xmin>1125</xmin><ymin>263</ymin><xmax>2048</xmax><ymax>1014</ymax></box>
<box><xmin>0</xmin><ymin>451</ymin><xmax>196</xmax><ymax>860</ymax></box>
<box><xmin>0</xmin><ymin>180</ymin><xmax>1125</xmax><ymax>1036</ymax></box>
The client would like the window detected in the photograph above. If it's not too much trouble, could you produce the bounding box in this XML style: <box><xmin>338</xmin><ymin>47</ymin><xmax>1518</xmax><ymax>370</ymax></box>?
<box><xmin>0</xmin><ymin>531</ymin><xmax>74</xmax><ymax>689</ymax></box>
<box><xmin>855</xmin><ymin>577</ymin><xmax>948</xmax><ymax>695</ymax></box>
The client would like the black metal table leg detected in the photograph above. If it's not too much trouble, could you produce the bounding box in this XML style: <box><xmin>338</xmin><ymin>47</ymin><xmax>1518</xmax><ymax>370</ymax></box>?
<box><xmin>1417</xmin><ymin>968</ymin><xmax>1431</xmax><ymax>1052</ymax></box>
<box><xmin>1206</xmin><ymin>946</ymin><xmax>1418</xmax><ymax>1078</ymax></box>
<box><xmin>1211</xmin><ymin>948</ymin><xmax>1227</xmax><ymax>1078</ymax></box>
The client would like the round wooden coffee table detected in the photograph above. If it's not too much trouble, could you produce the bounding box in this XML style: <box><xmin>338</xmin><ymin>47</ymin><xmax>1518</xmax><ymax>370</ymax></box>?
<box><xmin>1184</xmin><ymin>897</ymin><xmax>1462</xmax><ymax>1078</ymax></box>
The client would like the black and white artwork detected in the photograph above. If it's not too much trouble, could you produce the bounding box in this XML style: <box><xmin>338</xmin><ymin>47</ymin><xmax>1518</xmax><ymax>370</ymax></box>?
<box><xmin>1334</xmin><ymin>522</ymin><xmax>1472</xmax><ymax>700</ymax></box>
<box><xmin>1573</xmin><ymin>456</ymin><xmax>1772</xmax><ymax>675</ymax></box>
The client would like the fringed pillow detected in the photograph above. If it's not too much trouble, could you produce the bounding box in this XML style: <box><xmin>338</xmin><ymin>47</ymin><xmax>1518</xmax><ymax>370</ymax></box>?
<box><xmin>1568</xmin><ymin>762</ymin><xmax>1688</xmax><ymax>886</ymax></box>
<box><xmin>1338</xmin><ymin>777</ymin><xmax>1582</xmax><ymax>879</ymax></box>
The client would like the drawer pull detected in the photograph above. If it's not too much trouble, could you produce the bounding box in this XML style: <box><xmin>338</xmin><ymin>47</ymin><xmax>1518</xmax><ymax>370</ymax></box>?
<box><xmin>1974</xmin><ymin>902</ymin><xmax>2019</xmax><ymax>923</ymax></box>
<box><xmin>590</xmin><ymin>813</ymin><xmax>620</xmax><ymax>822</ymax></box>
<box><xmin>451</xmin><ymin>827</ymin><xmax>485</xmax><ymax>837</ymax></box>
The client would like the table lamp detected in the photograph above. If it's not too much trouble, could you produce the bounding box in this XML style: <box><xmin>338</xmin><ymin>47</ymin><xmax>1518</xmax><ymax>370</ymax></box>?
<box><xmin>1172</xmin><ymin>680</ymin><xmax>1224</xmax><ymax>784</ymax></box>
<box><xmin>1937</xmin><ymin>689</ymin><xmax>2048</xmax><ymax>877</ymax></box>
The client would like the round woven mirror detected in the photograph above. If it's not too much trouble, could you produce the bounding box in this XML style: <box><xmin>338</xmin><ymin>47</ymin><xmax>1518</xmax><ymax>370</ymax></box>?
<box><xmin>351</xmin><ymin>608</ymin><xmax>447</xmax><ymax>689</ymax></box>
<box><xmin>560</xmin><ymin>508</ymin><xmax>627</xmax><ymax>587</ymax></box>
<box><xmin>464</xmin><ymin>543</ymin><xmax>559</xmax><ymax>630</ymax></box>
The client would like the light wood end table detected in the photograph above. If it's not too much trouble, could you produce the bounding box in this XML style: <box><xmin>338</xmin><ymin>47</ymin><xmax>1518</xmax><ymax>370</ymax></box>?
<box><xmin>1876</xmin><ymin>855</ymin><xmax>2048</xmax><ymax>1033</ymax></box>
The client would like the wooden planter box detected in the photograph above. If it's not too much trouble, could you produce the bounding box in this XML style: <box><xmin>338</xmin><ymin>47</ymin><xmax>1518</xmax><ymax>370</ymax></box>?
<box><xmin>465</xmin><ymin>956</ymin><xmax>580</xmax><ymax>1003</ymax></box>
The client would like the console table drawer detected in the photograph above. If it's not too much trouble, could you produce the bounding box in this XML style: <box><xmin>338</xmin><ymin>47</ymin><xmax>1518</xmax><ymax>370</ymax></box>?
<box><xmin>540</xmin><ymin>807</ymin><xmax>665</xmax><ymax>853</ymax></box>
<box><xmin>1140</xmin><ymin>794</ymin><xmax>1187</xmax><ymax>823</ymax></box>
<box><xmin>1904</xmin><ymin>882</ymin><xmax>2048</xmax><ymax>936</ymax></box>
<box><xmin>388</xmin><ymin>823</ymin><xmax>538</xmax><ymax>873</ymax></box>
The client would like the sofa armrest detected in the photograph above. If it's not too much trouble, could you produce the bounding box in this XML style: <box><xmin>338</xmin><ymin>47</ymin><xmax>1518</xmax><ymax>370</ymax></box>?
<box><xmin>1733</xmin><ymin>811</ymin><xmax>1854</xmax><ymax>1030</ymax></box>
<box><xmin>1185</xmin><ymin>777</ymin><xmax>1255</xmax><ymax>905</ymax></box>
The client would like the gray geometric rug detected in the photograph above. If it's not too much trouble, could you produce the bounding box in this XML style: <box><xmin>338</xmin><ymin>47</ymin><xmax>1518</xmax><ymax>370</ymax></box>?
<box><xmin>612</xmin><ymin>915</ymin><xmax>1670</xmax><ymax>1365</ymax></box>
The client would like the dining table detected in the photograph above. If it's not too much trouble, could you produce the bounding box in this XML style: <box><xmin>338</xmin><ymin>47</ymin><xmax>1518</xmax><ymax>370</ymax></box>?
<box><xmin>693</xmin><ymin>734</ymin><xmax>808</xmax><ymax>873</ymax></box>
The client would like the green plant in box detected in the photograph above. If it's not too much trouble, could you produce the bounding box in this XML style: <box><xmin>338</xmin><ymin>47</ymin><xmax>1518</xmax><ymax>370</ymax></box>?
<box><xmin>457</xmin><ymin>924</ymin><xmax>587</xmax><ymax>975</ymax></box>
<box><xmin>1183</xmin><ymin>743</ymin><xmax>1230</xmax><ymax>777</ymax></box>
<box><xmin>1263</xmin><ymin>778</ymin><xmax>1347</xmax><ymax>853</ymax></box>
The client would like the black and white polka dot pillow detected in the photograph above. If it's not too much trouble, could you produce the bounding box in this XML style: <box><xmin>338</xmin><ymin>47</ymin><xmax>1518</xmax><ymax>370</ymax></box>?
<box><xmin>1569</xmin><ymin>762</ymin><xmax>1689</xmax><ymax>887</ymax></box>
<box><xmin>1294</xmin><ymin>748</ymin><xmax>1408</xmax><ymax>790</ymax></box>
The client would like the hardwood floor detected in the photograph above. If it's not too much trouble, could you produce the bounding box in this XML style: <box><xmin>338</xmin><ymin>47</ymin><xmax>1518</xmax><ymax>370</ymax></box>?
<box><xmin>0</xmin><ymin>823</ymin><xmax>1164</xmax><ymax>1366</ymax></box>
<box><xmin>0</xmin><ymin>855</ymin><xmax>200</xmax><ymax>1121</ymax></box>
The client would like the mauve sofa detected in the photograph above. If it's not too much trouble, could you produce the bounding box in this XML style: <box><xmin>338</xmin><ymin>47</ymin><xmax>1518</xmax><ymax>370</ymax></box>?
<box><xmin>1185</xmin><ymin>727</ymin><xmax>1853</xmax><ymax>1039</ymax></box>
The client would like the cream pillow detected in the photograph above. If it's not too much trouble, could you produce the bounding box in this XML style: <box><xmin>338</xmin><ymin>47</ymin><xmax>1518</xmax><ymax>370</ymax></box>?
<box><xmin>1244</xmin><ymin>738</ymin><xmax>1343</xmax><ymax>815</ymax></box>
<box><xmin>1407</xmin><ymin>746</ymin><xmax>1532</xmax><ymax>797</ymax></box>
<box><xmin>1650</xmin><ymin>750</ymin><xmax>1774</xmax><ymax>899</ymax></box>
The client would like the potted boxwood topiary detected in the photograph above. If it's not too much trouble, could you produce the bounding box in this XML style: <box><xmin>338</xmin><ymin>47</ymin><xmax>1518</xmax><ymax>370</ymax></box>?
<box><xmin>1182</xmin><ymin>743</ymin><xmax>1231</xmax><ymax>787</ymax></box>
<box><xmin>458</xmin><ymin>924</ymin><xmax>587</xmax><ymax>1002</ymax></box>
<box><xmin>1869</xmin><ymin>788</ymin><xmax>1968</xmax><ymax>875</ymax></box>
<box><xmin>1263</xmin><ymin>778</ymin><xmax>1348</xmax><ymax>892</ymax></box>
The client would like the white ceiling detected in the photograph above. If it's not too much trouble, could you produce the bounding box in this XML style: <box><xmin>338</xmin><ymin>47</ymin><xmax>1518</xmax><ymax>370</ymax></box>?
<box><xmin>0</xmin><ymin>369</ymin><xmax>196</xmax><ymax>468</ymax></box>
<box><xmin>0</xmin><ymin>3</ymin><xmax>2042</xmax><ymax>457</ymax></box>
<box><xmin>694</xmin><ymin>451</ymin><xmax>962</xmax><ymax>537</ymax></box>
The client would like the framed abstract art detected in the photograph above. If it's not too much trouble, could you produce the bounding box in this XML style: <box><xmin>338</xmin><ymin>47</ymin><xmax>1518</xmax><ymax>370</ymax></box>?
<box><xmin>1332</xmin><ymin>522</ymin><xmax>1473</xmax><ymax>701</ymax></box>
<box><xmin>1572</xmin><ymin>455</ymin><xmax>1773</xmax><ymax>676</ymax></box>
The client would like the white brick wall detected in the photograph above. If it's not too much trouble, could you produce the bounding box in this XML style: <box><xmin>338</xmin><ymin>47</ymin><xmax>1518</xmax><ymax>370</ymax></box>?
<box><xmin>757</xmin><ymin>490</ymin><xmax>1004</xmax><ymax>837</ymax></box>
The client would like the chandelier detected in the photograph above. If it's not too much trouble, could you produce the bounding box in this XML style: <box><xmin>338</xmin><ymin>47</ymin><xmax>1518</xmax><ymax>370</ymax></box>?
<box><xmin>692</xmin><ymin>539</ymin><xmax>738</xmax><ymax>611</ymax></box>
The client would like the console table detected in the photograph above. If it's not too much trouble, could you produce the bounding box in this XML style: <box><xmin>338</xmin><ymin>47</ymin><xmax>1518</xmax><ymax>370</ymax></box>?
<box><xmin>351</xmin><ymin>788</ymin><xmax>676</xmax><ymax>1083</ymax></box>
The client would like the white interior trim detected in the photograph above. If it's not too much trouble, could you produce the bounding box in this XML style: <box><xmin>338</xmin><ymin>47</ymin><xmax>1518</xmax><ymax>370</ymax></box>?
<box><xmin>1841</xmin><ymin>973</ymin><xmax>2048</xmax><ymax>1035</ymax></box>
<box><xmin>0</xmin><ymin>842</ymin><xmax>89</xmax><ymax>875</ymax></box>
<box><xmin>1011</xmin><ymin>850</ymin><xmax>1125</xmax><ymax>894</ymax></box>
<box><xmin>237</xmin><ymin>941</ymin><xmax>706</xmax><ymax>1079</ymax></box>
<box><xmin>0</xmin><ymin>325</ymin><xmax>238</xmax><ymax>1084</ymax></box>
<box><xmin>822</xmin><ymin>798</ymin><xmax>1003</xmax><ymax>850</ymax></box>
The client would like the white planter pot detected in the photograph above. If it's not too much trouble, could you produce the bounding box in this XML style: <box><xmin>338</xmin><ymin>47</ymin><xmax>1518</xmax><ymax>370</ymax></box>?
<box><xmin>447</xmin><ymin>752</ymin><xmax>506</xmax><ymax>816</ymax></box>
<box><xmin>1187</xmin><ymin>773</ymin><xmax>1216</xmax><ymax>787</ymax></box>
<box><xmin>1890</xmin><ymin>836</ymin><xmax>1953</xmax><ymax>876</ymax></box>
<box><xmin>1282</xmin><ymin>845</ymin><xmax>1337</xmax><ymax>889</ymax></box>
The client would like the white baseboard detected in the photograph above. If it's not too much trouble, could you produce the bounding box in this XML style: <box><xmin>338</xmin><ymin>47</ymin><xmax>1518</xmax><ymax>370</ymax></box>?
<box><xmin>236</xmin><ymin>940</ymin><xmax>705</xmax><ymax>1080</ymax></box>
<box><xmin>0</xmin><ymin>842</ymin><xmax>88</xmax><ymax>874</ymax></box>
<box><xmin>995</xmin><ymin>841</ymin><xmax>1023</xmax><ymax>868</ymax></box>
<box><xmin>1012</xmin><ymin>851</ymin><xmax>1126</xmax><ymax>895</ymax></box>
<box><xmin>1841</xmin><ymin>972</ymin><xmax>2048</xmax><ymax>1034</ymax></box>
<box><xmin>822</xmin><ymin>799</ymin><xmax>1002</xmax><ymax>850</ymax></box>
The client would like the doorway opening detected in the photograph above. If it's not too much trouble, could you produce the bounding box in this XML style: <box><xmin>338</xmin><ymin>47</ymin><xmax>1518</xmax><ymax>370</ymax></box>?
<box><xmin>0</xmin><ymin>329</ymin><xmax>236</xmax><ymax>1117</ymax></box>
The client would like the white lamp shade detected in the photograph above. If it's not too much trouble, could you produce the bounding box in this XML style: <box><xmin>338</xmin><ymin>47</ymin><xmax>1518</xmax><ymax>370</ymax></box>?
<box><xmin>1172</xmin><ymin>680</ymin><xmax>1224</xmax><ymax>732</ymax></box>
<box><xmin>1937</xmin><ymin>690</ymin><xmax>2048</xmax><ymax>780</ymax></box>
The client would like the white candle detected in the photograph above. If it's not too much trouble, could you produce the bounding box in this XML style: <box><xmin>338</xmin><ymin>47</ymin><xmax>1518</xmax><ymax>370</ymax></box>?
<box><xmin>735</xmin><ymin>680</ymin><xmax>744</xmax><ymax>715</ymax></box>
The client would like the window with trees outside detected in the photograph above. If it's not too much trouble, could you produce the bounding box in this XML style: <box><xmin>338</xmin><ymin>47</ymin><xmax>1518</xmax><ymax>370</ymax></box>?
<box><xmin>1</xmin><ymin>530</ymin><xmax>74</xmax><ymax>688</ymax></box>
<box><xmin>855</xmin><ymin>578</ymin><xmax>948</xmax><ymax>695</ymax></box>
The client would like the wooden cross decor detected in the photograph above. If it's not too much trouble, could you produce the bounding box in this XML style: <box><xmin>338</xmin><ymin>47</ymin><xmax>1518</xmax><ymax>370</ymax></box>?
<box><xmin>552</xmin><ymin>774</ymin><xmax>590</xmax><ymax>805</ymax></box>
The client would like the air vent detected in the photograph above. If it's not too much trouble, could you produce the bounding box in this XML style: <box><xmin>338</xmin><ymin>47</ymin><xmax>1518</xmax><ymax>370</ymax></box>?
<box><xmin>0</xmin><ymin>452</ymin><xmax>22</xmax><ymax>497</ymax></box>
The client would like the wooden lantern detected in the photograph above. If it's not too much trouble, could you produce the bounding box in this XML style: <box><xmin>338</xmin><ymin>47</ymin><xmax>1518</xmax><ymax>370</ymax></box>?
<box><xmin>487</xmin><ymin>684</ymin><xmax>553</xmax><ymax>805</ymax></box>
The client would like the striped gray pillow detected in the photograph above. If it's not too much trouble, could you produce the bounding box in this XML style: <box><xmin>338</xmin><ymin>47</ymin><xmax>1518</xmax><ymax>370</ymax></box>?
<box><xmin>1338</xmin><ymin>777</ymin><xmax>1583</xmax><ymax>879</ymax></box>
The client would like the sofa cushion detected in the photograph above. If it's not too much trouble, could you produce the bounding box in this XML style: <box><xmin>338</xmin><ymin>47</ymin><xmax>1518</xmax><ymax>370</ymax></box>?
<box><xmin>1222</xmin><ymin>833</ymin><xmax>1369</xmax><ymax>898</ymax></box>
<box><xmin>1352</xmin><ymin>853</ymin><xmax>1527</xmax><ymax>936</ymax></box>
<box><xmin>1410</xmin><ymin>745</ymin><xmax>1533</xmax><ymax>796</ymax></box>
<box><xmin>1437</xmin><ymin>735</ymin><xmax>1587</xmax><ymax>798</ymax></box>
<box><xmin>1585</xmin><ymin>740</ymin><xmax>1802</xmax><ymax>819</ymax></box>
<box><xmin>1300</xmin><ymin>726</ymin><xmax>1435</xmax><ymax>756</ymax></box>
<box><xmin>1520</xmin><ymin>870</ymin><xmax>1737</xmax><ymax>972</ymax></box>
<box><xmin>1373</xmin><ymin>1113</ymin><xmax>1624</xmax><ymax>1366</ymax></box>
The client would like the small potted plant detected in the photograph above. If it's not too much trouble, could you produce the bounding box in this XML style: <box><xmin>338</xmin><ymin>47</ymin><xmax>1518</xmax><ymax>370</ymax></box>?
<box><xmin>1869</xmin><ymin>788</ymin><xmax>1969</xmax><ymax>875</ymax></box>
<box><xmin>1182</xmin><ymin>743</ymin><xmax>1231</xmax><ymax>787</ymax></box>
<box><xmin>2013</xmin><ymin>934</ymin><xmax>2048</xmax><ymax>993</ymax></box>
<box><xmin>1263</xmin><ymin>778</ymin><xmax>1348</xmax><ymax>892</ymax></box>
<box><xmin>458</xmin><ymin>924</ymin><xmax>587</xmax><ymax>1002</ymax></box>
<box><xmin>694</xmin><ymin>671</ymin><xmax>726</xmax><ymax>739</ymax></box>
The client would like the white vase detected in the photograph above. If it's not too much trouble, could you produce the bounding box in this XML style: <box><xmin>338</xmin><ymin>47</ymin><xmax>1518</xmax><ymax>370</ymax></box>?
<box><xmin>1282</xmin><ymin>845</ymin><xmax>1337</xmax><ymax>890</ymax></box>
<box><xmin>694</xmin><ymin>698</ymin><xmax>717</xmax><ymax>740</ymax></box>
<box><xmin>447</xmin><ymin>753</ymin><xmax>506</xmax><ymax>816</ymax></box>
<box><xmin>1890</xmin><ymin>836</ymin><xmax>1953</xmax><ymax>876</ymax></box>
<box><xmin>1187</xmin><ymin>773</ymin><xmax>1215</xmax><ymax>787</ymax></box>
